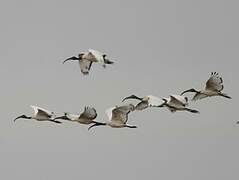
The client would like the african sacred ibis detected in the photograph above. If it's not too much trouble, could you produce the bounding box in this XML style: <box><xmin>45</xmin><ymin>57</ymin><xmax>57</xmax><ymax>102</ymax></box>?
<box><xmin>14</xmin><ymin>105</ymin><xmax>61</xmax><ymax>124</ymax></box>
<box><xmin>54</xmin><ymin>106</ymin><xmax>103</xmax><ymax>126</ymax></box>
<box><xmin>88</xmin><ymin>104</ymin><xmax>137</xmax><ymax>130</ymax></box>
<box><xmin>160</xmin><ymin>95</ymin><xmax>199</xmax><ymax>113</ymax></box>
<box><xmin>63</xmin><ymin>49</ymin><xmax>114</xmax><ymax>75</ymax></box>
<box><xmin>181</xmin><ymin>72</ymin><xmax>231</xmax><ymax>101</ymax></box>
<box><xmin>122</xmin><ymin>95</ymin><xmax>164</xmax><ymax>110</ymax></box>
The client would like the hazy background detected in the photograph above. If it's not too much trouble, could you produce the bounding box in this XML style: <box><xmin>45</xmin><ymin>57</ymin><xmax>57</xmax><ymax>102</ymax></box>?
<box><xmin>0</xmin><ymin>0</ymin><xmax>238</xmax><ymax>179</ymax></box>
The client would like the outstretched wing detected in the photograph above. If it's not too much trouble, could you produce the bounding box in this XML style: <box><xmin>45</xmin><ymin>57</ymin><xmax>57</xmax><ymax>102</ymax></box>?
<box><xmin>79</xmin><ymin>59</ymin><xmax>93</xmax><ymax>75</ymax></box>
<box><xmin>192</xmin><ymin>93</ymin><xmax>208</xmax><ymax>101</ymax></box>
<box><xmin>168</xmin><ymin>95</ymin><xmax>186</xmax><ymax>107</ymax></box>
<box><xmin>171</xmin><ymin>95</ymin><xmax>188</xmax><ymax>105</ymax></box>
<box><xmin>135</xmin><ymin>101</ymin><xmax>148</xmax><ymax>110</ymax></box>
<box><xmin>147</xmin><ymin>95</ymin><xmax>164</xmax><ymax>107</ymax></box>
<box><xmin>80</xmin><ymin>106</ymin><xmax>97</xmax><ymax>120</ymax></box>
<box><xmin>88</xmin><ymin>49</ymin><xmax>105</xmax><ymax>63</ymax></box>
<box><xmin>105</xmin><ymin>107</ymin><xmax>116</xmax><ymax>121</ymax></box>
<box><xmin>30</xmin><ymin>105</ymin><xmax>53</xmax><ymax>118</ymax></box>
<box><xmin>112</xmin><ymin>106</ymin><xmax>131</xmax><ymax>124</ymax></box>
<box><xmin>205</xmin><ymin>72</ymin><xmax>224</xmax><ymax>92</ymax></box>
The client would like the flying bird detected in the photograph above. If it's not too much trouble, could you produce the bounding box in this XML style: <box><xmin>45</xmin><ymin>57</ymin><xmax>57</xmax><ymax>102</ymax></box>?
<box><xmin>181</xmin><ymin>72</ymin><xmax>231</xmax><ymax>101</ymax></box>
<box><xmin>160</xmin><ymin>95</ymin><xmax>199</xmax><ymax>113</ymax></box>
<box><xmin>122</xmin><ymin>95</ymin><xmax>164</xmax><ymax>110</ymax></box>
<box><xmin>14</xmin><ymin>105</ymin><xmax>61</xmax><ymax>124</ymax></box>
<box><xmin>63</xmin><ymin>49</ymin><xmax>114</xmax><ymax>74</ymax></box>
<box><xmin>88</xmin><ymin>104</ymin><xmax>137</xmax><ymax>130</ymax></box>
<box><xmin>54</xmin><ymin>106</ymin><xmax>104</xmax><ymax>126</ymax></box>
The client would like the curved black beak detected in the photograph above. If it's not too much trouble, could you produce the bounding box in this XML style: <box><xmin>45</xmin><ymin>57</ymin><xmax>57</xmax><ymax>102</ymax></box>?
<box><xmin>122</xmin><ymin>95</ymin><xmax>142</xmax><ymax>102</ymax></box>
<box><xmin>88</xmin><ymin>122</ymin><xmax>106</xmax><ymax>130</ymax></box>
<box><xmin>62</xmin><ymin>56</ymin><xmax>79</xmax><ymax>64</ymax></box>
<box><xmin>14</xmin><ymin>115</ymin><xmax>29</xmax><ymax>122</ymax></box>
<box><xmin>181</xmin><ymin>88</ymin><xmax>198</xmax><ymax>95</ymax></box>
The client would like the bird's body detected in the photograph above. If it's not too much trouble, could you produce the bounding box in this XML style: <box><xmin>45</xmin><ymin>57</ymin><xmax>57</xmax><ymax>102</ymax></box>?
<box><xmin>88</xmin><ymin>104</ymin><xmax>137</xmax><ymax>130</ymax></box>
<box><xmin>63</xmin><ymin>49</ymin><xmax>114</xmax><ymax>74</ymax></box>
<box><xmin>122</xmin><ymin>95</ymin><xmax>164</xmax><ymax>111</ymax></box>
<box><xmin>161</xmin><ymin>95</ymin><xmax>199</xmax><ymax>113</ymax></box>
<box><xmin>181</xmin><ymin>72</ymin><xmax>231</xmax><ymax>101</ymax></box>
<box><xmin>54</xmin><ymin>106</ymin><xmax>99</xmax><ymax>125</ymax></box>
<box><xmin>14</xmin><ymin>105</ymin><xmax>61</xmax><ymax>124</ymax></box>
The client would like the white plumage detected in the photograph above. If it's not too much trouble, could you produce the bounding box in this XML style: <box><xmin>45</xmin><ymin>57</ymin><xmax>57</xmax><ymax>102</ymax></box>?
<box><xmin>88</xmin><ymin>104</ymin><xmax>137</xmax><ymax>129</ymax></box>
<box><xmin>181</xmin><ymin>72</ymin><xmax>231</xmax><ymax>101</ymax></box>
<box><xmin>63</xmin><ymin>49</ymin><xmax>114</xmax><ymax>75</ymax></box>
<box><xmin>14</xmin><ymin>106</ymin><xmax>61</xmax><ymax>124</ymax></box>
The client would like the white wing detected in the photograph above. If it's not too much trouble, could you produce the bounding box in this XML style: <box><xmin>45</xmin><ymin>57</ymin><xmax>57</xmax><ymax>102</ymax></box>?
<box><xmin>30</xmin><ymin>105</ymin><xmax>54</xmax><ymax>118</ymax></box>
<box><xmin>192</xmin><ymin>93</ymin><xmax>208</xmax><ymax>101</ymax></box>
<box><xmin>105</xmin><ymin>106</ymin><xmax>116</xmax><ymax>120</ymax></box>
<box><xmin>88</xmin><ymin>49</ymin><xmax>105</xmax><ymax>63</ymax></box>
<box><xmin>205</xmin><ymin>72</ymin><xmax>224</xmax><ymax>91</ymax></box>
<box><xmin>111</xmin><ymin>105</ymin><xmax>131</xmax><ymax>124</ymax></box>
<box><xmin>167</xmin><ymin>96</ymin><xmax>185</xmax><ymax>108</ymax></box>
<box><xmin>80</xmin><ymin>106</ymin><xmax>97</xmax><ymax>120</ymax></box>
<box><xmin>78</xmin><ymin>59</ymin><xmax>93</xmax><ymax>75</ymax></box>
<box><xmin>66</xmin><ymin>113</ymin><xmax>79</xmax><ymax>121</ymax></box>
<box><xmin>147</xmin><ymin>95</ymin><xmax>164</xmax><ymax>106</ymax></box>
<box><xmin>171</xmin><ymin>94</ymin><xmax>188</xmax><ymax>105</ymax></box>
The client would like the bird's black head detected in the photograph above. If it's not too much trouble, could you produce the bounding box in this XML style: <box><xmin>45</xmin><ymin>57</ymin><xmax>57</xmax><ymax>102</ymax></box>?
<box><xmin>102</xmin><ymin>54</ymin><xmax>107</xmax><ymax>59</ymax></box>
<box><xmin>185</xmin><ymin>97</ymin><xmax>188</xmax><ymax>102</ymax></box>
<box><xmin>78</xmin><ymin>53</ymin><xmax>84</xmax><ymax>59</ymax></box>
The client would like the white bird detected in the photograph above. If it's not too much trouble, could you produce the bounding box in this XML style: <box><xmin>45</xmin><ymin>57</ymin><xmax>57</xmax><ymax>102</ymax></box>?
<box><xmin>63</xmin><ymin>49</ymin><xmax>114</xmax><ymax>75</ymax></box>
<box><xmin>181</xmin><ymin>72</ymin><xmax>231</xmax><ymax>101</ymax></box>
<box><xmin>88</xmin><ymin>104</ymin><xmax>137</xmax><ymax>130</ymax></box>
<box><xmin>14</xmin><ymin>105</ymin><xmax>61</xmax><ymax>124</ymax></box>
<box><xmin>54</xmin><ymin>106</ymin><xmax>103</xmax><ymax>125</ymax></box>
<box><xmin>160</xmin><ymin>95</ymin><xmax>199</xmax><ymax>113</ymax></box>
<box><xmin>122</xmin><ymin>95</ymin><xmax>164</xmax><ymax>110</ymax></box>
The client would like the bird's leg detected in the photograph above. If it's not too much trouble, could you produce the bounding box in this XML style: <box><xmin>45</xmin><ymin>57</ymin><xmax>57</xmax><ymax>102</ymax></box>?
<box><xmin>185</xmin><ymin>108</ymin><xmax>200</xmax><ymax>114</ymax></box>
<box><xmin>218</xmin><ymin>92</ymin><xmax>232</xmax><ymax>99</ymax></box>
<box><xmin>49</xmin><ymin>119</ymin><xmax>62</xmax><ymax>124</ymax></box>
<box><xmin>125</xmin><ymin>125</ymin><xmax>137</xmax><ymax>128</ymax></box>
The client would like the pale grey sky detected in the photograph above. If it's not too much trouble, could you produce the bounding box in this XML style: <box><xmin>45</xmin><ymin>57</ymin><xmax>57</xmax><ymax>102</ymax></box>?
<box><xmin>0</xmin><ymin>0</ymin><xmax>239</xmax><ymax>179</ymax></box>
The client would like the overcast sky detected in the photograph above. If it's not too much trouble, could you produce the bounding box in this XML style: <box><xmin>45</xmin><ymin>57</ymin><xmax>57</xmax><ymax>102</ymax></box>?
<box><xmin>0</xmin><ymin>0</ymin><xmax>239</xmax><ymax>179</ymax></box>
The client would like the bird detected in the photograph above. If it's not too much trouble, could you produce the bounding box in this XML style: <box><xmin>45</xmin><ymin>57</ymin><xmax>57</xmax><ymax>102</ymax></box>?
<box><xmin>122</xmin><ymin>95</ymin><xmax>164</xmax><ymax>110</ymax></box>
<box><xmin>160</xmin><ymin>94</ymin><xmax>200</xmax><ymax>113</ymax></box>
<box><xmin>88</xmin><ymin>104</ymin><xmax>137</xmax><ymax>130</ymax></box>
<box><xmin>181</xmin><ymin>72</ymin><xmax>231</xmax><ymax>101</ymax></box>
<box><xmin>54</xmin><ymin>106</ymin><xmax>104</xmax><ymax>126</ymax></box>
<box><xmin>14</xmin><ymin>105</ymin><xmax>62</xmax><ymax>124</ymax></box>
<box><xmin>63</xmin><ymin>49</ymin><xmax>114</xmax><ymax>75</ymax></box>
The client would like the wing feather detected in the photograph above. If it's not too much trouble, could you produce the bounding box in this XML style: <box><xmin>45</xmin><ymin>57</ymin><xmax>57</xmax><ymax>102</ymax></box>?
<box><xmin>30</xmin><ymin>105</ymin><xmax>53</xmax><ymax>118</ymax></box>
<box><xmin>206</xmin><ymin>72</ymin><xmax>224</xmax><ymax>91</ymax></box>
<box><xmin>88</xmin><ymin>49</ymin><xmax>105</xmax><ymax>63</ymax></box>
<box><xmin>80</xmin><ymin>107</ymin><xmax>97</xmax><ymax>120</ymax></box>
<box><xmin>79</xmin><ymin>59</ymin><xmax>93</xmax><ymax>75</ymax></box>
